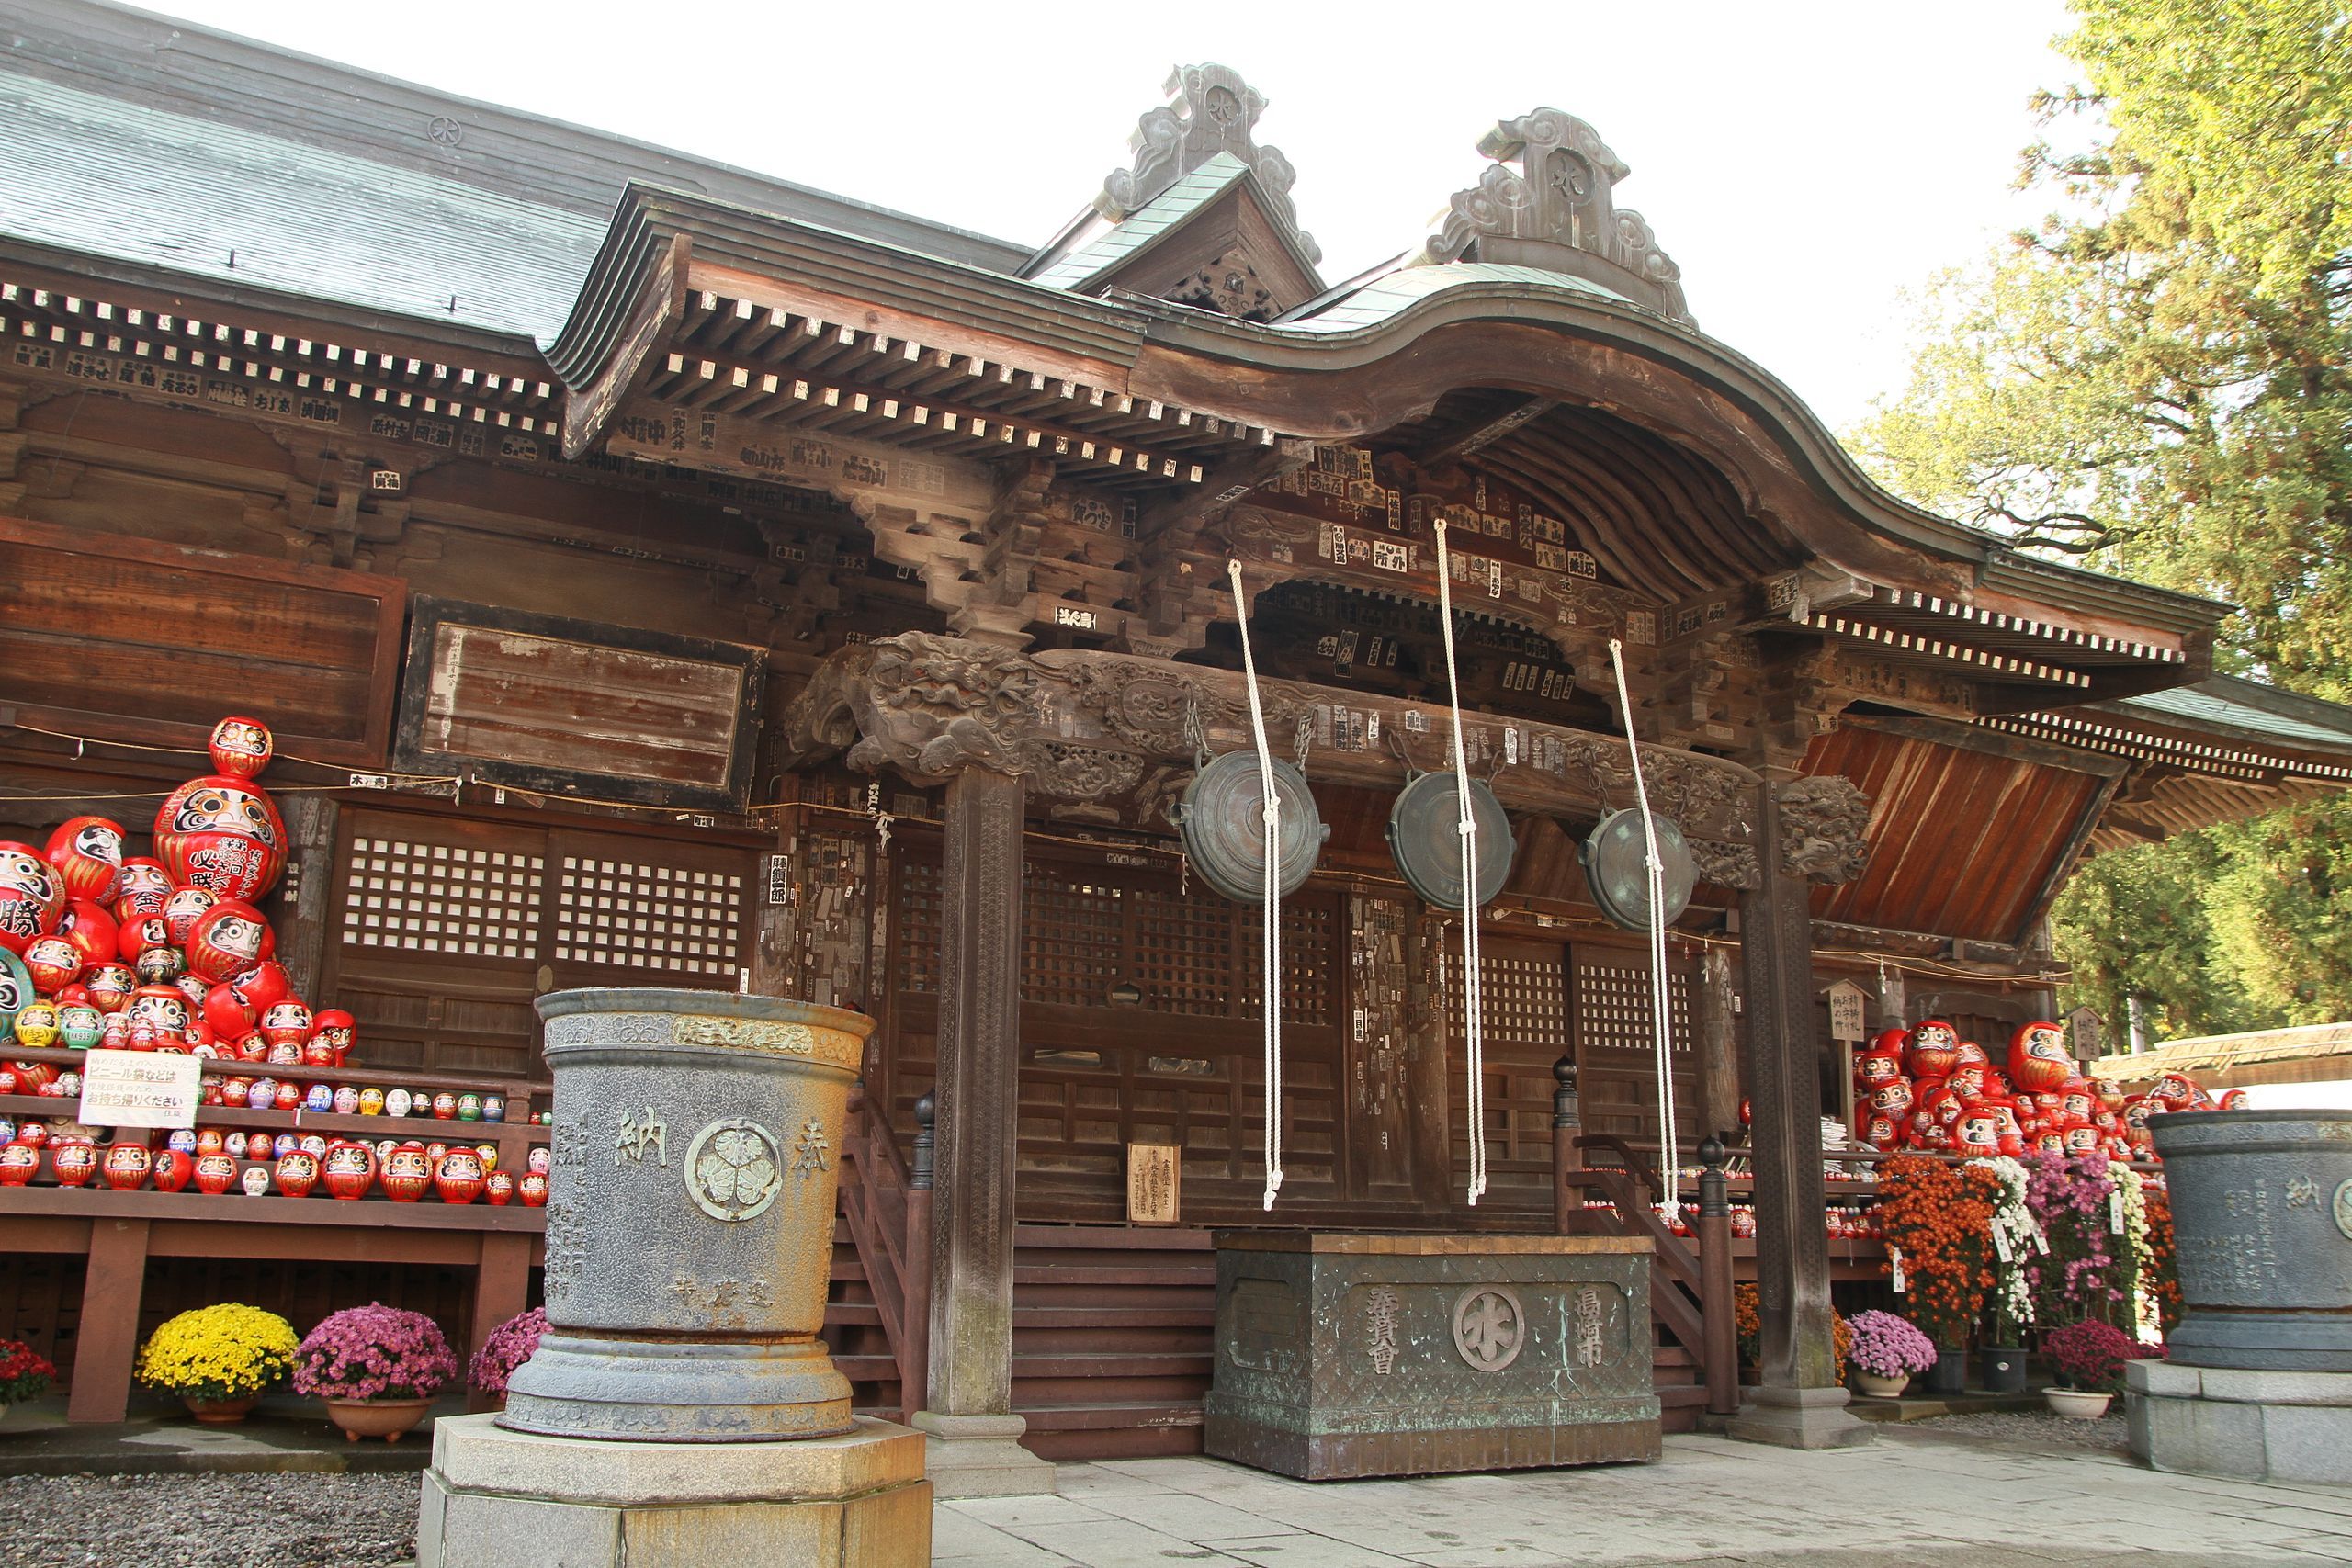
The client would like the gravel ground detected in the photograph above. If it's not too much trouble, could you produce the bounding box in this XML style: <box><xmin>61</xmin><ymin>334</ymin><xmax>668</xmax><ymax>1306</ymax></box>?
<box><xmin>0</xmin><ymin>1473</ymin><xmax>416</xmax><ymax>1568</ymax></box>
<box><xmin>1914</xmin><ymin>1407</ymin><xmax>2131</xmax><ymax>1453</ymax></box>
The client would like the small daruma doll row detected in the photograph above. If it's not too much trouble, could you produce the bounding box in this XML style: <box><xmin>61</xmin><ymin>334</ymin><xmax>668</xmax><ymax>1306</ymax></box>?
<box><xmin>1852</xmin><ymin>1018</ymin><xmax>2228</xmax><ymax>1162</ymax></box>
<box><xmin>0</xmin><ymin>717</ymin><xmax>356</xmax><ymax>1070</ymax></box>
<box><xmin>0</xmin><ymin>1119</ymin><xmax>548</xmax><ymax>1207</ymax></box>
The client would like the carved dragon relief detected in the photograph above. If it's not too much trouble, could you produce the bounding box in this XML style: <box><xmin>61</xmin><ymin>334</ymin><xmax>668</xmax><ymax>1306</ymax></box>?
<box><xmin>1777</xmin><ymin>775</ymin><xmax>1872</xmax><ymax>885</ymax></box>
<box><xmin>779</xmin><ymin>632</ymin><xmax>1138</xmax><ymax>800</ymax></box>
<box><xmin>1415</xmin><ymin>108</ymin><xmax>1692</xmax><ymax>326</ymax></box>
<box><xmin>1095</xmin><ymin>63</ymin><xmax>1321</xmax><ymax>265</ymax></box>
<box><xmin>781</xmin><ymin>635</ymin><xmax>1769</xmax><ymax>861</ymax></box>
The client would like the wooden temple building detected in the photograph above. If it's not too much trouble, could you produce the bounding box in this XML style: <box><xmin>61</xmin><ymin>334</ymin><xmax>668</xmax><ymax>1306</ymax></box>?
<box><xmin>7</xmin><ymin>0</ymin><xmax>2352</xmax><ymax>1463</ymax></box>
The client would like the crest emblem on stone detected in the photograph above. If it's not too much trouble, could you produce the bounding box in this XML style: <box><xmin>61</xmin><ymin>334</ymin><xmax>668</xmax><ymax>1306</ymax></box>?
<box><xmin>684</xmin><ymin>1118</ymin><xmax>783</xmax><ymax>1222</ymax></box>
<box><xmin>2334</xmin><ymin>1177</ymin><xmax>2352</xmax><ymax>1242</ymax></box>
<box><xmin>1451</xmin><ymin>1285</ymin><xmax>1526</xmax><ymax>1371</ymax></box>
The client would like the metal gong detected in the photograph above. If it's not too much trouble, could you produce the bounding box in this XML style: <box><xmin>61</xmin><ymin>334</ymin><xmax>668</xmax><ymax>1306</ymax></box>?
<box><xmin>1580</xmin><ymin>808</ymin><xmax>1696</xmax><ymax>931</ymax></box>
<box><xmin>1171</xmin><ymin>750</ymin><xmax>1329</xmax><ymax>904</ymax></box>
<box><xmin>1385</xmin><ymin>773</ymin><xmax>1515</xmax><ymax>911</ymax></box>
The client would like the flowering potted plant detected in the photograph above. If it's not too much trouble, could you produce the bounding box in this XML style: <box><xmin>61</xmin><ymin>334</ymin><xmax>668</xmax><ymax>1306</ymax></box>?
<box><xmin>2023</xmin><ymin>1150</ymin><xmax>2126</xmax><ymax>1329</ymax></box>
<box><xmin>1873</xmin><ymin>1156</ymin><xmax>1998</xmax><ymax>1393</ymax></box>
<box><xmin>0</xmin><ymin>1337</ymin><xmax>56</xmax><ymax>1421</ymax></box>
<box><xmin>292</xmin><ymin>1303</ymin><xmax>458</xmax><ymax>1443</ymax></box>
<box><xmin>2041</xmin><ymin>1317</ymin><xmax>2142</xmax><ymax>1416</ymax></box>
<box><xmin>1971</xmin><ymin>1155</ymin><xmax>2042</xmax><ymax>1393</ymax></box>
<box><xmin>467</xmin><ymin>1305</ymin><xmax>547</xmax><ymax>1404</ymax></box>
<box><xmin>1845</xmin><ymin>1310</ymin><xmax>1937</xmax><ymax>1398</ymax></box>
<box><xmin>133</xmin><ymin>1304</ymin><xmax>298</xmax><ymax>1424</ymax></box>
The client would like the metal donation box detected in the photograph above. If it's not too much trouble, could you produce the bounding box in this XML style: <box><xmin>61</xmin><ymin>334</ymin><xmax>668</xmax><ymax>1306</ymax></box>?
<box><xmin>1204</xmin><ymin>1233</ymin><xmax>1659</xmax><ymax>1480</ymax></box>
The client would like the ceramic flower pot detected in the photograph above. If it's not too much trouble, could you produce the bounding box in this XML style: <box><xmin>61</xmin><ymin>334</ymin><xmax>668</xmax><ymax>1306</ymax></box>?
<box><xmin>380</xmin><ymin>1145</ymin><xmax>432</xmax><ymax>1202</ymax></box>
<box><xmin>102</xmin><ymin>1141</ymin><xmax>152</xmax><ymax>1191</ymax></box>
<box><xmin>187</xmin><ymin>1395</ymin><xmax>257</xmax><ymax>1425</ymax></box>
<box><xmin>50</xmin><ymin>1139</ymin><xmax>99</xmax><ymax>1189</ymax></box>
<box><xmin>1981</xmin><ymin>1347</ymin><xmax>2030</xmax><ymax>1394</ymax></box>
<box><xmin>1855</xmin><ymin>1371</ymin><xmax>1910</xmax><ymax>1399</ymax></box>
<box><xmin>433</xmin><ymin>1146</ymin><xmax>485</xmax><ymax>1204</ymax></box>
<box><xmin>322</xmin><ymin>1140</ymin><xmax>375</xmax><ymax>1201</ymax></box>
<box><xmin>2043</xmin><ymin>1388</ymin><xmax>2113</xmax><ymax>1418</ymax></box>
<box><xmin>322</xmin><ymin>1396</ymin><xmax>432</xmax><ymax>1444</ymax></box>
<box><xmin>193</xmin><ymin>1153</ymin><xmax>237</xmax><ymax>1194</ymax></box>
<box><xmin>1925</xmin><ymin>1348</ymin><xmax>1968</xmax><ymax>1396</ymax></box>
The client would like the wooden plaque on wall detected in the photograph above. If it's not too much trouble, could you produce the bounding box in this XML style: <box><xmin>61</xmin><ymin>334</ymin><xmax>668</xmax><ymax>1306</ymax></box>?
<box><xmin>392</xmin><ymin>597</ymin><xmax>765</xmax><ymax>810</ymax></box>
<box><xmin>1126</xmin><ymin>1143</ymin><xmax>1182</xmax><ymax>1225</ymax></box>
<box><xmin>0</xmin><ymin>516</ymin><xmax>404</xmax><ymax>766</ymax></box>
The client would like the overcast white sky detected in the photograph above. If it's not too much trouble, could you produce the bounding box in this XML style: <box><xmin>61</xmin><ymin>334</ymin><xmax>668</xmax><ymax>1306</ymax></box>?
<box><xmin>144</xmin><ymin>0</ymin><xmax>2079</xmax><ymax>432</ymax></box>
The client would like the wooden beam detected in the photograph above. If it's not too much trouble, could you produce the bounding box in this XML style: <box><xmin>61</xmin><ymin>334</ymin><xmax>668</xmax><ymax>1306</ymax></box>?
<box><xmin>1411</xmin><ymin>396</ymin><xmax>1558</xmax><ymax>468</ymax></box>
<box><xmin>66</xmin><ymin>1217</ymin><xmax>148</xmax><ymax>1424</ymax></box>
<box><xmin>1839</xmin><ymin>712</ymin><xmax>2131</xmax><ymax>778</ymax></box>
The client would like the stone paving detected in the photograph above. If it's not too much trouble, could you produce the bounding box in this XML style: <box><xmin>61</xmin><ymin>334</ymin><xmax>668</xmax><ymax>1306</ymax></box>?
<box><xmin>933</xmin><ymin>1432</ymin><xmax>2352</xmax><ymax>1567</ymax></box>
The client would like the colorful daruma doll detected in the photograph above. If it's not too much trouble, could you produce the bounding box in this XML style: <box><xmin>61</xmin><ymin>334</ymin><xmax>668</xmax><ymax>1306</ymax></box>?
<box><xmin>60</xmin><ymin>899</ymin><xmax>119</xmax><ymax>971</ymax></box>
<box><xmin>0</xmin><ymin>843</ymin><xmax>63</xmax><ymax>958</ymax></box>
<box><xmin>44</xmin><ymin>817</ymin><xmax>125</xmax><ymax>904</ymax></box>
<box><xmin>185</xmin><ymin>901</ymin><xmax>275</xmax><ymax>984</ymax></box>
<box><xmin>2007</xmin><ymin>1020</ymin><xmax>2072</xmax><ymax>1095</ymax></box>
<box><xmin>153</xmin><ymin>776</ymin><xmax>286</xmax><ymax>900</ymax></box>
<box><xmin>208</xmin><ymin>716</ymin><xmax>274</xmax><ymax>781</ymax></box>
<box><xmin>1907</xmin><ymin>1019</ymin><xmax>1961</xmax><ymax>1080</ymax></box>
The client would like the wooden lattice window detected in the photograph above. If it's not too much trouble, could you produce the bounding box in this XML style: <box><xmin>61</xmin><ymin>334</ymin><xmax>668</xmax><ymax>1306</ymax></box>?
<box><xmin>553</xmin><ymin>854</ymin><xmax>743</xmax><ymax>979</ymax></box>
<box><xmin>1023</xmin><ymin>867</ymin><xmax>1125</xmax><ymax>1008</ymax></box>
<box><xmin>1239</xmin><ymin>904</ymin><xmax>1337</xmax><ymax>1027</ymax></box>
<box><xmin>341</xmin><ymin>833</ymin><xmax>543</xmax><ymax>959</ymax></box>
<box><xmin>1576</xmin><ymin>958</ymin><xmax>1693</xmax><ymax>1055</ymax></box>
<box><xmin>896</xmin><ymin>858</ymin><xmax>942</xmax><ymax>995</ymax></box>
<box><xmin>1445</xmin><ymin>947</ymin><xmax>1571</xmax><ymax>1050</ymax></box>
<box><xmin>1131</xmin><ymin>886</ymin><xmax>1235</xmax><ymax>1016</ymax></box>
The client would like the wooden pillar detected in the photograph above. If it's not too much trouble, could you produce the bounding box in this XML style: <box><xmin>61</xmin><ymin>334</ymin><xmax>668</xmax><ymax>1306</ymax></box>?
<box><xmin>1695</xmin><ymin>945</ymin><xmax>1740</xmax><ymax>1141</ymax></box>
<box><xmin>1698</xmin><ymin>1137</ymin><xmax>1739</xmax><ymax>1416</ymax></box>
<box><xmin>68</xmin><ymin>1218</ymin><xmax>148</xmax><ymax>1424</ymax></box>
<box><xmin>901</xmin><ymin>1090</ymin><xmax>935</xmax><ymax>1424</ymax></box>
<box><xmin>1725</xmin><ymin>777</ymin><xmax>1869</xmax><ymax>1448</ymax></box>
<box><xmin>271</xmin><ymin>794</ymin><xmax>338</xmax><ymax>1003</ymax></box>
<box><xmin>1551</xmin><ymin>1054</ymin><xmax>1583</xmax><ymax>1233</ymax></box>
<box><xmin>914</xmin><ymin>765</ymin><xmax>1052</xmax><ymax>1493</ymax></box>
<box><xmin>466</xmin><ymin>1231</ymin><xmax>535</xmax><ymax>1415</ymax></box>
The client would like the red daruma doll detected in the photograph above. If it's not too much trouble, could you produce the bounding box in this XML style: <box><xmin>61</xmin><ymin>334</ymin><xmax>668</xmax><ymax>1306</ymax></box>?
<box><xmin>44</xmin><ymin>817</ymin><xmax>125</xmax><ymax>905</ymax></box>
<box><xmin>153</xmin><ymin>777</ymin><xmax>286</xmax><ymax>900</ymax></box>
<box><xmin>2007</xmin><ymin>1020</ymin><xmax>2072</xmax><ymax>1095</ymax></box>
<box><xmin>1906</xmin><ymin>1019</ymin><xmax>1961</xmax><ymax>1080</ymax></box>
<box><xmin>208</xmin><ymin>716</ymin><xmax>275</xmax><ymax>781</ymax></box>
<box><xmin>1856</xmin><ymin>1031</ymin><xmax>1905</xmax><ymax>1089</ymax></box>
<box><xmin>0</xmin><ymin>844</ymin><xmax>63</xmax><ymax>958</ymax></box>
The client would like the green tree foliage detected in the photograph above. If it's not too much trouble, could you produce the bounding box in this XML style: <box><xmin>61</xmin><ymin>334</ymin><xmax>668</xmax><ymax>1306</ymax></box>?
<box><xmin>1854</xmin><ymin>0</ymin><xmax>2352</xmax><ymax>1035</ymax></box>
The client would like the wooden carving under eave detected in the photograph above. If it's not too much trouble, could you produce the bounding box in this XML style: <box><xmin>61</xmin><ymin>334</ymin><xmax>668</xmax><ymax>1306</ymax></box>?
<box><xmin>1774</xmin><ymin>775</ymin><xmax>1871</xmax><ymax>885</ymax></box>
<box><xmin>780</xmin><ymin>633</ymin><xmax>1768</xmax><ymax>852</ymax></box>
<box><xmin>1416</xmin><ymin>109</ymin><xmax>1691</xmax><ymax>326</ymax></box>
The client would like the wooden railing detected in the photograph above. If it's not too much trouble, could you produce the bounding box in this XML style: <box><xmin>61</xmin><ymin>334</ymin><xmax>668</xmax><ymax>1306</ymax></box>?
<box><xmin>836</xmin><ymin>1087</ymin><xmax>931</xmax><ymax>1420</ymax></box>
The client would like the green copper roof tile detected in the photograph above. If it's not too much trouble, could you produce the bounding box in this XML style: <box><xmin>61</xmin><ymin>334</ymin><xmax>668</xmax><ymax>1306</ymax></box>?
<box><xmin>1031</xmin><ymin>154</ymin><xmax>1255</xmax><ymax>293</ymax></box>
<box><xmin>0</xmin><ymin>69</ymin><xmax>603</xmax><ymax>344</ymax></box>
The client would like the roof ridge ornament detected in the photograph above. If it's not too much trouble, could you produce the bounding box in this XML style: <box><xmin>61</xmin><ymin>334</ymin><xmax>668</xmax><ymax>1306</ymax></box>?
<box><xmin>1096</xmin><ymin>63</ymin><xmax>1322</xmax><ymax>266</ymax></box>
<box><xmin>1416</xmin><ymin>108</ymin><xmax>1692</xmax><ymax>326</ymax></box>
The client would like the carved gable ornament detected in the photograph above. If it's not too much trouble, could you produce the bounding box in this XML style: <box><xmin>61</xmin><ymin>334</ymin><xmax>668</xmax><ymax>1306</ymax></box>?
<box><xmin>1097</xmin><ymin>63</ymin><xmax>1321</xmax><ymax>267</ymax></box>
<box><xmin>1418</xmin><ymin>108</ymin><xmax>1693</xmax><ymax>326</ymax></box>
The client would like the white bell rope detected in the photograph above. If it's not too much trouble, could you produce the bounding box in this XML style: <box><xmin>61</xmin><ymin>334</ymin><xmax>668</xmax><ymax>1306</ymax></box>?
<box><xmin>1431</xmin><ymin>521</ymin><xmax>1487</xmax><ymax>1205</ymax></box>
<box><xmin>1228</xmin><ymin>559</ymin><xmax>1285</xmax><ymax>1209</ymax></box>
<box><xmin>1608</xmin><ymin>637</ymin><xmax>1680</xmax><ymax>1224</ymax></box>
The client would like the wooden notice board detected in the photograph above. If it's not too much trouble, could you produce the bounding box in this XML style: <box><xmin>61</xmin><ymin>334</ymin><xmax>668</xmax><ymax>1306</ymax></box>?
<box><xmin>0</xmin><ymin>516</ymin><xmax>404</xmax><ymax>766</ymax></box>
<box><xmin>392</xmin><ymin>597</ymin><xmax>765</xmax><ymax>810</ymax></box>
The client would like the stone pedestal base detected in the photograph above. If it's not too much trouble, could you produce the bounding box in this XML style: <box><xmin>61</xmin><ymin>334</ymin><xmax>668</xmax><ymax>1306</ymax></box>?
<box><xmin>416</xmin><ymin>1413</ymin><xmax>929</xmax><ymax>1568</ymax></box>
<box><xmin>1725</xmin><ymin>1384</ymin><xmax>1873</xmax><ymax>1450</ymax></box>
<box><xmin>910</xmin><ymin>1410</ymin><xmax>1056</xmax><ymax>1498</ymax></box>
<box><xmin>2127</xmin><ymin>1359</ymin><xmax>2352</xmax><ymax>1484</ymax></box>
